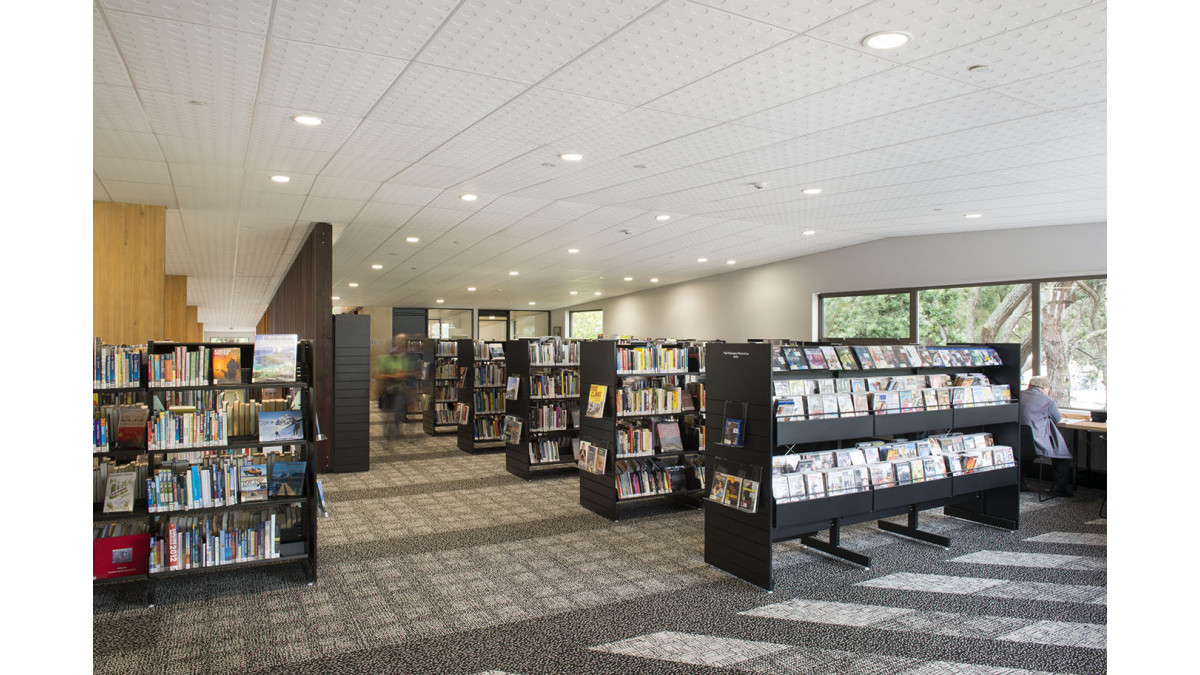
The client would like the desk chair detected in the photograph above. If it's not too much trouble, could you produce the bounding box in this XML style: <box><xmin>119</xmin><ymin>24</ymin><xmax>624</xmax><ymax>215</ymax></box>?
<box><xmin>1021</xmin><ymin>424</ymin><xmax>1060</xmax><ymax>502</ymax></box>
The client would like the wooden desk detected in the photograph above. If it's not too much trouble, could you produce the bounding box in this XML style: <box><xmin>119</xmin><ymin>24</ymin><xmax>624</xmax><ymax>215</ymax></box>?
<box><xmin>1057</xmin><ymin>419</ymin><xmax>1107</xmax><ymax>488</ymax></box>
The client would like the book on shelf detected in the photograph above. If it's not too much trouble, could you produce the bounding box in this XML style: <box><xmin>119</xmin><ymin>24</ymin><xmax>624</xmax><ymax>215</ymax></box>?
<box><xmin>94</xmin><ymin>533</ymin><xmax>150</xmax><ymax>580</ymax></box>
<box><xmin>505</xmin><ymin>376</ymin><xmax>520</xmax><ymax>400</ymax></box>
<box><xmin>656</xmin><ymin>420</ymin><xmax>683</xmax><ymax>452</ymax></box>
<box><xmin>114</xmin><ymin>404</ymin><xmax>149</xmax><ymax>450</ymax></box>
<box><xmin>102</xmin><ymin>471</ymin><xmax>137</xmax><ymax>513</ymax></box>
<box><xmin>212</xmin><ymin>347</ymin><xmax>242</xmax><ymax>385</ymax></box>
<box><xmin>721</xmin><ymin>418</ymin><xmax>744</xmax><ymax>447</ymax></box>
<box><xmin>835</xmin><ymin>346</ymin><xmax>859</xmax><ymax>370</ymax></box>
<box><xmin>258</xmin><ymin>410</ymin><xmax>304</xmax><ymax>442</ymax></box>
<box><xmin>738</xmin><ymin>479</ymin><xmax>759</xmax><ymax>513</ymax></box>
<box><xmin>781</xmin><ymin>346</ymin><xmax>807</xmax><ymax>370</ymax></box>
<box><xmin>503</xmin><ymin>415</ymin><xmax>523</xmax><ymax>445</ymax></box>
<box><xmin>723</xmin><ymin>475</ymin><xmax>742</xmax><ymax>506</ymax></box>
<box><xmin>268</xmin><ymin>461</ymin><xmax>306</xmax><ymax>497</ymax></box>
<box><xmin>771</xmin><ymin>347</ymin><xmax>788</xmax><ymax>371</ymax></box>
<box><xmin>252</xmin><ymin>334</ymin><xmax>298</xmax><ymax>383</ymax></box>
<box><xmin>803</xmin><ymin>347</ymin><xmax>829</xmax><ymax>370</ymax></box>
<box><xmin>710</xmin><ymin>472</ymin><xmax>728</xmax><ymax>502</ymax></box>
<box><xmin>585</xmin><ymin>384</ymin><xmax>607</xmax><ymax>418</ymax></box>
<box><xmin>239</xmin><ymin>464</ymin><xmax>268</xmax><ymax>502</ymax></box>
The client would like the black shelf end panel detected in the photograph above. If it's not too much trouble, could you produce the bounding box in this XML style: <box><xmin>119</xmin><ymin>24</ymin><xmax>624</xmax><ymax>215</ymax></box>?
<box><xmin>872</xmin><ymin>409</ymin><xmax>954</xmax><ymax>437</ymax></box>
<box><xmin>871</xmin><ymin>479</ymin><xmax>953</xmax><ymax>512</ymax></box>
<box><xmin>775</xmin><ymin>415</ymin><xmax>874</xmax><ymax>446</ymax></box>
<box><xmin>952</xmin><ymin>403</ymin><xmax>1018</xmax><ymax>428</ymax></box>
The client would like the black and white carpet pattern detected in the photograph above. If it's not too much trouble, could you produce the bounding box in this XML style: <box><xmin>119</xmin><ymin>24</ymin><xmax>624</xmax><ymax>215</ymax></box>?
<box><xmin>93</xmin><ymin>407</ymin><xmax>1106</xmax><ymax>674</ymax></box>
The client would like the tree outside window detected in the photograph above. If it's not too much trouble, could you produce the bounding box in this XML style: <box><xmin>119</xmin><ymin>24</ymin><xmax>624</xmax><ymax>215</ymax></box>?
<box><xmin>570</xmin><ymin>310</ymin><xmax>603</xmax><ymax>340</ymax></box>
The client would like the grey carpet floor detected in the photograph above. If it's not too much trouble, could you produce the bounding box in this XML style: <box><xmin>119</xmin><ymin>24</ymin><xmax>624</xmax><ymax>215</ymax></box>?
<box><xmin>93</xmin><ymin>408</ymin><xmax>1106</xmax><ymax>674</ymax></box>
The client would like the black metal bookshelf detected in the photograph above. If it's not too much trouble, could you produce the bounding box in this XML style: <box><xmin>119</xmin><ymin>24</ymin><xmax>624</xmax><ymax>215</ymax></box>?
<box><xmin>504</xmin><ymin>337</ymin><xmax>581</xmax><ymax>479</ymax></box>
<box><xmin>458</xmin><ymin>339</ymin><xmax>507</xmax><ymax>453</ymax></box>
<box><xmin>93</xmin><ymin>339</ymin><xmax>320</xmax><ymax>605</ymax></box>
<box><xmin>704</xmin><ymin>341</ymin><xmax>1020</xmax><ymax>590</ymax></box>
<box><xmin>422</xmin><ymin>339</ymin><xmax>458</xmax><ymax>435</ymax></box>
<box><xmin>404</xmin><ymin>338</ymin><xmax>425</xmax><ymax>422</ymax></box>
<box><xmin>577</xmin><ymin>340</ymin><xmax>705</xmax><ymax>520</ymax></box>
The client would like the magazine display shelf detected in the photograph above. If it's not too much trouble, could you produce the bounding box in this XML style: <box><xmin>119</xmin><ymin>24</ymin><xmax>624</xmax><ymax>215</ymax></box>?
<box><xmin>457</xmin><ymin>339</ymin><xmax>507</xmax><ymax>453</ymax></box>
<box><xmin>423</xmin><ymin>339</ymin><xmax>458</xmax><ymax>436</ymax></box>
<box><xmin>577</xmin><ymin>340</ymin><xmax>705</xmax><ymax>520</ymax></box>
<box><xmin>704</xmin><ymin>342</ymin><xmax>1020</xmax><ymax>591</ymax></box>
<box><xmin>94</xmin><ymin>340</ymin><xmax>319</xmax><ymax>606</ymax></box>
<box><xmin>504</xmin><ymin>337</ymin><xmax>581</xmax><ymax>480</ymax></box>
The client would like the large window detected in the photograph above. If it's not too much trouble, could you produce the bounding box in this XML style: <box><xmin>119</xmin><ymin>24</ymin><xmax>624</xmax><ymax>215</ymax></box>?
<box><xmin>1039</xmin><ymin>279</ymin><xmax>1107</xmax><ymax>410</ymax></box>
<box><xmin>569</xmin><ymin>310</ymin><xmax>603</xmax><ymax>339</ymax></box>
<box><xmin>820</xmin><ymin>276</ymin><xmax>1106</xmax><ymax>410</ymax></box>
<box><xmin>509</xmin><ymin>310</ymin><xmax>549</xmax><ymax>338</ymax></box>
<box><xmin>821</xmin><ymin>293</ymin><xmax>910</xmax><ymax>340</ymax></box>
<box><xmin>427</xmin><ymin>308</ymin><xmax>472</xmax><ymax>339</ymax></box>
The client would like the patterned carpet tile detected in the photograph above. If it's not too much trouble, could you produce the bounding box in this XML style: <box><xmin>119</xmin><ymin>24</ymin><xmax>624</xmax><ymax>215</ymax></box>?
<box><xmin>591</xmin><ymin>631</ymin><xmax>792</xmax><ymax>668</ymax></box>
<box><xmin>948</xmin><ymin>551</ymin><xmax>1106</xmax><ymax>571</ymax></box>
<box><xmin>858</xmin><ymin>573</ymin><xmax>1106</xmax><ymax>605</ymax></box>
<box><xmin>997</xmin><ymin>620</ymin><xmax>1107</xmax><ymax>650</ymax></box>
<box><xmin>1023</xmin><ymin>532</ymin><xmax>1107</xmax><ymax>546</ymax></box>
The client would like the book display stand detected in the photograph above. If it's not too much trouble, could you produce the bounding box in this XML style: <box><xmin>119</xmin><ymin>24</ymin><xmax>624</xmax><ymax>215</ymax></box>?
<box><xmin>422</xmin><ymin>340</ymin><xmax>458</xmax><ymax>435</ymax></box>
<box><xmin>405</xmin><ymin>338</ymin><xmax>425</xmax><ymax>422</ymax></box>
<box><xmin>93</xmin><ymin>339</ymin><xmax>319</xmax><ymax>605</ymax></box>
<box><xmin>457</xmin><ymin>339</ymin><xmax>507</xmax><ymax>453</ymax></box>
<box><xmin>577</xmin><ymin>340</ymin><xmax>706</xmax><ymax>520</ymax></box>
<box><xmin>504</xmin><ymin>337</ymin><xmax>581</xmax><ymax>479</ymax></box>
<box><xmin>704</xmin><ymin>342</ymin><xmax>1020</xmax><ymax>591</ymax></box>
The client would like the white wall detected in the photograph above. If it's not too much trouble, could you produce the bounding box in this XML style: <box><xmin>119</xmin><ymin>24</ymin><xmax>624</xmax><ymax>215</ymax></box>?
<box><xmin>554</xmin><ymin>222</ymin><xmax>1107</xmax><ymax>341</ymax></box>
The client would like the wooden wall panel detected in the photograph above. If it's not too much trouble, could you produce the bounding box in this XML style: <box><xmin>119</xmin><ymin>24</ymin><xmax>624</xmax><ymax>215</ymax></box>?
<box><xmin>93</xmin><ymin>201</ymin><xmax>166</xmax><ymax>344</ymax></box>
<box><xmin>260</xmin><ymin>223</ymin><xmax>334</xmax><ymax>472</ymax></box>
<box><xmin>163</xmin><ymin>275</ymin><xmax>188</xmax><ymax>341</ymax></box>
<box><xmin>186</xmin><ymin>306</ymin><xmax>203</xmax><ymax>341</ymax></box>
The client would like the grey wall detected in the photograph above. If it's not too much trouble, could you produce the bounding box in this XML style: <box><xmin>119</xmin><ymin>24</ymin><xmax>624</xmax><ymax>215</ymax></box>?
<box><xmin>552</xmin><ymin>222</ymin><xmax>1106</xmax><ymax>341</ymax></box>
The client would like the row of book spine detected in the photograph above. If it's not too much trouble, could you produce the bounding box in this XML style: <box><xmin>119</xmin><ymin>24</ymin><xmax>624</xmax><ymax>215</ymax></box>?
<box><xmin>616</xmin><ymin>345</ymin><xmax>687</xmax><ymax>373</ymax></box>
<box><xmin>434</xmin><ymin>404</ymin><xmax>454</xmax><ymax>424</ymax></box>
<box><xmin>474</xmin><ymin>363</ymin><xmax>506</xmax><ymax>386</ymax></box>
<box><xmin>616</xmin><ymin>387</ymin><xmax>682</xmax><ymax>416</ymax></box>
<box><xmin>434</xmin><ymin>361</ymin><xmax>457</xmax><ymax>379</ymax></box>
<box><xmin>148</xmin><ymin>410</ymin><xmax>228</xmax><ymax>449</ymax></box>
<box><xmin>94</xmin><ymin>521</ymin><xmax>150</xmax><ymax>538</ymax></box>
<box><xmin>473</xmin><ymin>390</ymin><xmax>505</xmax><ymax>413</ymax></box>
<box><xmin>473</xmin><ymin>416</ymin><xmax>502</xmax><ymax>439</ymax></box>
<box><xmin>775</xmin><ymin>373</ymin><xmax>991</xmax><ymax>396</ymax></box>
<box><xmin>615</xmin><ymin>427</ymin><xmax>654</xmax><ymax>457</ymax></box>
<box><xmin>148</xmin><ymin>346</ymin><xmax>212</xmax><ymax>387</ymax></box>
<box><xmin>436</xmin><ymin>342</ymin><xmax>457</xmax><ymax>356</ymax></box>
<box><xmin>94</xmin><ymin>342</ymin><xmax>145</xmax><ymax>388</ymax></box>
<box><xmin>148</xmin><ymin>509</ymin><xmax>285</xmax><ymax>573</ymax></box>
<box><xmin>94</xmin><ymin>459</ymin><xmax>149</xmax><ymax>503</ymax></box>
<box><xmin>530</xmin><ymin>372</ymin><xmax>579</xmax><ymax>398</ymax></box>
<box><xmin>528</xmin><ymin>341</ymin><xmax>580</xmax><ymax>364</ymax></box>
<box><xmin>434</xmin><ymin>385</ymin><xmax>458</xmax><ymax>401</ymax></box>
<box><xmin>614</xmin><ymin>459</ymin><xmax>682</xmax><ymax>498</ymax></box>
<box><xmin>531</xmin><ymin>403</ymin><xmax>572</xmax><ymax>431</ymax></box>
<box><xmin>148</xmin><ymin>456</ymin><xmax>259</xmax><ymax>512</ymax></box>
<box><xmin>529</xmin><ymin>438</ymin><xmax>563</xmax><ymax>463</ymax></box>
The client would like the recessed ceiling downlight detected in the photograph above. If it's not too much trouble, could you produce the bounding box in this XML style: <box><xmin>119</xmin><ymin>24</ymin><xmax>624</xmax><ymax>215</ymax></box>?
<box><xmin>528</xmin><ymin>302</ymin><xmax>536</xmax><ymax>306</ymax></box>
<box><xmin>593</xmin><ymin>291</ymin><xmax>602</xmax><ymax>296</ymax></box>
<box><xmin>697</xmin><ymin>257</ymin><xmax>708</xmax><ymax>263</ymax></box>
<box><xmin>460</xmin><ymin>194</ymin><xmax>478</xmax><ymax>201</ymax></box>
<box><xmin>567</xmin><ymin>248</ymin><xmax>580</xmax><ymax>253</ymax></box>
<box><xmin>348</xmin><ymin>282</ymin><xmax>358</xmax><ymax>287</ymax></box>
<box><xmin>436</xmin><ymin>299</ymin><xmax>444</xmax><ymax>303</ymax></box>
<box><xmin>569</xmin><ymin>291</ymin><xmax>578</xmax><ymax>295</ymax></box>
<box><xmin>292</xmin><ymin>114</ymin><xmax>323</xmax><ymax>126</ymax></box>
<box><xmin>509</xmin><ymin>271</ymin><xmax>519</xmax><ymax>276</ymax></box>
<box><xmin>270</xmin><ymin>175</ymin><xmax>290</xmax><ymax>183</ymax></box>
<box><xmin>965</xmin><ymin>213</ymin><xmax>983</xmax><ymax>219</ymax></box>
<box><xmin>467</xmin><ymin>287</ymin><xmax>477</xmax><ymax>291</ymax></box>
<box><xmin>862</xmin><ymin>31</ymin><xmax>911</xmax><ymax>49</ymax></box>
<box><xmin>371</xmin><ymin>264</ymin><xmax>383</xmax><ymax>270</ymax></box>
<box><xmin>725</xmin><ymin>259</ymin><xmax>736</xmax><ymax>265</ymax></box>
<box><xmin>406</xmin><ymin>236</ymin><xmax>420</xmax><ymax>243</ymax></box>
<box><xmin>802</xmin><ymin>188</ymin><xmax>822</xmax><ymax>195</ymax></box>
<box><xmin>803</xmin><ymin>230</ymin><xmax>816</xmax><ymax>236</ymax></box>
<box><xmin>650</xmin><ymin>278</ymin><xmax>659</xmax><ymax>283</ymax></box>
<box><xmin>656</xmin><ymin>214</ymin><xmax>670</xmax><ymax>221</ymax></box>
<box><xmin>331</xmin><ymin>296</ymin><xmax>340</xmax><ymax>301</ymax></box>
<box><xmin>559</xmin><ymin>153</ymin><xmax>583</xmax><ymax>161</ymax></box>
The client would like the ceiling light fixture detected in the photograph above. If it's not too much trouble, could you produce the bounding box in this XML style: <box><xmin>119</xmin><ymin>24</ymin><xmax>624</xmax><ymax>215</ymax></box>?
<box><xmin>331</xmin><ymin>296</ymin><xmax>340</xmax><ymax>300</ymax></box>
<box><xmin>436</xmin><ymin>299</ymin><xmax>444</xmax><ymax>303</ymax></box>
<box><xmin>348</xmin><ymin>283</ymin><xmax>358</xmax><ymax>287</ymax></box>
<box><xmin>593</xmin><ymin>291</ymin><xmax>602</xmax><ymax>296</ymax></box>
<box><xmin>802</xmin><ymin>188</ymin><xmax>822</xmax><ymax>195</ymax></box>
<box><xmin>803</xmin><ymin>230</ymin><xmax>816</xmax><ymax>235</ymax></box>
<box><xmin>509</xmin><ymin>271</ymin><xmax>519</xmax><ymax>276</ymax></box>
<box><xmin>697</xmin><ymin>257</ymin><xmax>708</xmax><ymax>263</ymax></box>
<box><xmin>528</xmin><ymin>302</ymin><xmax>536</xmax><ymax>306</ymax></box>
<box><xmin>624</xmin><ymin>277</ymin><xmax>633</xmax><ymax>281</ymax></box>
<box><xmin>726</xmin><ymin>259</ymin><xmax>736</xmax><ymax>265</ymax></box>
<box><xmin>406</xmin><ymin>236</ymin><xmax>420</xmax><ymax>242</ymax></box>
<box><xmin>292</xmin><ymin>114</ymin><xmax>323</xmax><ymax>126</ymax></box>
<box><xmin>650</xmin><ymin>278</ymin><xmax>659</xmax><ymax>283</ymax></box>
<box><xmin>460</xmin><ymin>194</ymin><xmax>478</xmax><ymax>201</ymax></box>
<box><xmin>371</xmin><ymin>264</ymin><xmax>383</xmax><ymax>270</ymax></box>
<box><xmin>965</xmin><ymin>213</ymin><xmax>983</xmax><ymax>219</ymax></box>
<box><xmin>270</xmin><ymin>175</ymin><xmax>290</xmax><ymax>183</ymax></box>
<box><xmin>862</xmin><ymin>31</ymin><xmax>911</xmax><ymax>49</ymax></box>
<box><xmin>656</xmin><ymin>214</ymin><xmax>670</xmax><ymax>221</ymax></box>
<box><xmin>467</xmin><ymin>287</ymin><xmax>477</xmax><ymax>291</ymax></box>
<box><xmin>559</xmin><ymin>153</ymin><xmax>583</xmax><ymax>161</ymax></box>
<box><xmin>569</xmin><ymin>291</ymin><xmax>578</xmax><ymax>295</ymax></box>
<box><xmin>567</xmin><ymin>248</ymin><xmax>580</xmax><ymax>253</ymax></box>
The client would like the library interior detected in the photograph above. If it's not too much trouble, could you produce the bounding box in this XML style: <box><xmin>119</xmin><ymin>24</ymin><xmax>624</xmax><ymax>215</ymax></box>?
<box><xmin>83</xmin><ymin>1</ymin><xmax>1120</xmax><ymax>673</ymax></box>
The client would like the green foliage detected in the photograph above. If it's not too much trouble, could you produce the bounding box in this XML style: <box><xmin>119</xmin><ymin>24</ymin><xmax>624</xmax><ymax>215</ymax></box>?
<box><xmin>570</xmin><ymin>310</ymin><xmax>603</xmax><ymax>340</ymax></box>
<box><xmin>822</xmin><ymin>294</ymin><xmax>909</xmax><ymax>339</ymax></box>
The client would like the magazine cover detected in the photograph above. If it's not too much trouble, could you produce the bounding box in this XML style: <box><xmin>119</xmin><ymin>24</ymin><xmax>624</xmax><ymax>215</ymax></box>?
<box><xmin>710</xmin><ymin>472</ymin><xmax>728</xmax><ymax>502</ymax></box>
<box><xmin>836</xmin><ymin>346</ymin><xmax>859</xmax><ymax>370</ymax></box>
<box><xmin>585</xmin><ymin>384</ymin><xmax>607</xmax><ymax>418</ymax></box>
<box><xmin>258</xmin><ymin>410</ymin><xmax>304</xmax><ymax>442</ymax></box>
<box><xmin>721</xmin><ymin>418</ymin><xmax>743</xmax><ymax>447</ymax></box>
<box><xmin>738</xmin><ymin>479</ymin><xmax>759</xmax><ymax>513</ymax></box>
<box><xmin>723</xmin><ymin>475</ymin><xmax>742</xmax><ymax>506</ymax></box>
<box><xmin>239</xmin><ymin>464</ymin><xmax>268</xmax><ymax>502</ymax></box>
<box><xmin>269</xmin><ymin>461</ymin><xmax>306</xmax><ymax>497</ymax></box>
<box><xmin>251</xmin><ymin>334</ymin><xmax>298</xmax><ymax>383</ymax></box>
<box><xmin>504</xmin><ymin>376</ymin><xmax>520</xmax><ymax>400</ymax></box>
<box><xmin>212</xmin><ymin>347</ymin><xmax>242</xmax><ymax>385</ymax></box>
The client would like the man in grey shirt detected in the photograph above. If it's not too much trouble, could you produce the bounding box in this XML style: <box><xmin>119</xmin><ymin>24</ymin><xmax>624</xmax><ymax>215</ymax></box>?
<box><xmin>1018</xmin><ymin>376</ymin><xmax>1074</xmax><ymax>497</ymax></box>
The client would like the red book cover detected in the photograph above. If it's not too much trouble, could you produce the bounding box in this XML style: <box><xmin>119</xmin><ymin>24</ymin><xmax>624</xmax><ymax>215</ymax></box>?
<box><xmin>93</xmin><ymin>534</ymin><xmax>150</xmax><ymax>580</ymax></box>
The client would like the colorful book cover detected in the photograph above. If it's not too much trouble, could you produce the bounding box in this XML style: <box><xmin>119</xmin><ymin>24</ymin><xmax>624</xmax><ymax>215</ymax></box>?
<box><xmin>787</xmin><ymin>473</ymin><xmax>807</xmax><ymax>499</ymax></box>
<box><xmin>803</xmin><ymin>347</ymin><xmax>828</xmax><ymax>370</ymax></box>
<box><xmin>852</xmin><ymin>346</ymin><xmax>875</xmax><ymax>369</ymax></box>
<box><xmin>212</xmin><ymin>347</ymin><xmax>242</xmax><ymax>385</ymax></box>
<box><xmin>504</xmin><ymin>376</ymin><xmax>520</xmax><ymax>400</ymax></box>
<box><xmin>782</xmin><ymin>346</ymin><xmax>807</xmax><ymax>370</ymax></box>
<box><xmin>820</xmin><ymin>347</ymin><xmax>841</xmax><ymax>371</ymax></box>
<box><xmin>868</xmin><ymin>463</ymin><xmax>895</xmax><ymax>488</ymax></box>
<box><xmin>723</xmin><ymin>475</ymin><xmax>742</xmax><ymax>506</ymax></box>
<box><xmin>893</xmin><ymin>461</ymin><xmax>913</xmax><ymax>484</ymax></box>
<box><xmin>710</xmin><ymin>472</ymin><xmax>728</xmax><ymax>502</ymax></box>
<box><xmin>585</xmin><ymin>384</ymin><xmax>607</xmax><ymax>418</ymax></box>
<box><xmin>102</xmin><ymin>472</ymin><xmax>136</xmax><ymax>513</ymax></box>
<box><xmin>239</xmin><ymin>464</ymin><xmax>268</xmax><ymax>502</ymax></box>
<box><xmin>657</xmin><ymin>421</ymin><xmax>684</xmax><ymax>452</ymax></box>
<box><xmin>738</xmin><ymin>479</ymin><xmax>759</xmax><ymax>513</ymax></box>
<box><xmin>251</xmin><ymin>334</ymin><xmax>298</xmax><ymax>383</ymax></box>
<box><xmin>836</xmin><ymin>346</ymin><xmax>859</xmax><ymax>370</ymax></box>
<box><xmin>771</xmin><ymin>347</ymin><xmax>788</xmax><ymax>371</ymax></box>
<box><xmin>721</xmin><ymin>418</ymin><xmax>744</xmax><ymax>447</ymax></box>
<box><xmin>269</xmin><ymin>461</ymin><xmax>306</xmax><ymax>497</ymax></box>
<box><xmin>258</xmin><ymin>410</ymin><xmax>304</xmax><ymax>442</ymax></box>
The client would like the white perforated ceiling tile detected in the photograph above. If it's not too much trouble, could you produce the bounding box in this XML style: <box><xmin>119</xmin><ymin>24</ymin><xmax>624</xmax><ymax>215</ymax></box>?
<box><xmin>257</xmin><ymin>39</ymin><xmax>408</xmax><ymax>117</ymax></box>
<box><xmin>100</xmin><ymin>0</ymin><xmax>273</xmax><ymax>32</ymax></box>
<box><xmin>992</xmin><ymin>60</ymin><xmax>1106</xmax><ymax>111</ymax></box>
<box><xmin>367</xmin><ymin>62</ymin><xmax>529</xmax><ymax>130</ymax></box>
<box><xmin>335</xmin><ymin>120</ymin><xmax>451</xmax><ymax>163</ymax></box>
<box><xmin>93</xmin><ymin>6</ymin><xmax>134</xmax><ymax>88</ymax></box>
<box><xmin>542</xmin><ymin>0</ymin><xmax>794</xmax><ymax>106</ymax></box>
<box><xmin>298</xmin><ymin>196</ymin><xmax>368</xmax><ymax>224</ymax></box>
<box><xmin>103</xmin><ymin>182</ymin><xmax>179</xmax><ymax>210</ymax></box>
<box><xmin>646</xmin><ymin>35</ymin><xmax>896</xmax><ymax>121</ymax></box>
<box><xmin>319</xmin><ymin>155</ymin><xmax>412</xmax><ymax>184</ymax></box>
<box><xmin>271</xmin><ymin>0</ymin><xmax>458</xmax><ymax>60</ymax></box>
<box><xmin>93</xmin><ymin>84</ymin><xmax>153</xmax><ymax>134</ymax></box>
<box><xmin>417</xmin><ymin>0</ymin><xmax>659</xmax><ymax>83</ymax></box>
<box><xmin>94</xmin><ymin>157</ymin><xmax>173</xmax><ymax>185</ymax></box>
<box><xmin>470</xmin><ymin>87</ymin><xmax>633</xmax><ymax>146</ymax></box>
<box><xmin>94</xmin><ymin>128</ymin><xmax>165</xmax><ymax>163</ymax></box>
<box><xmin>350</xmin><ymin>202</ymin><xmax>422</xmax><ymax>229</ymax></box>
